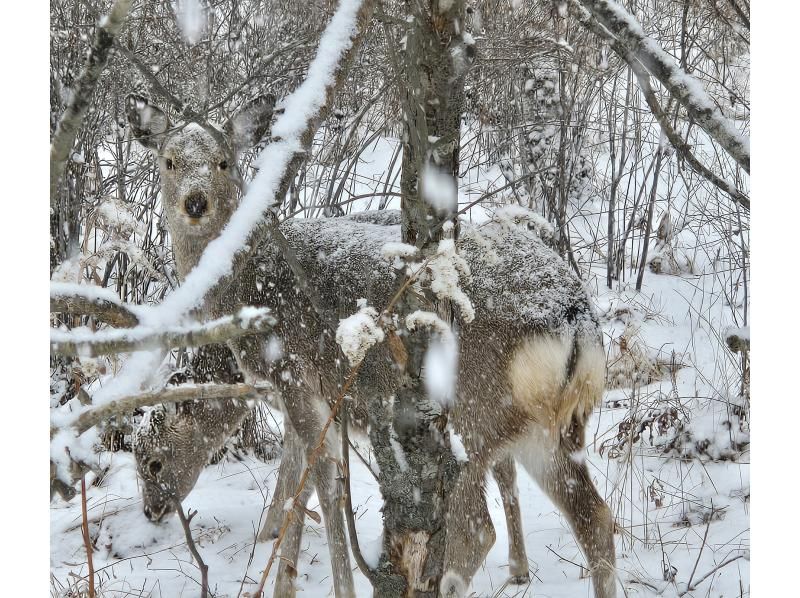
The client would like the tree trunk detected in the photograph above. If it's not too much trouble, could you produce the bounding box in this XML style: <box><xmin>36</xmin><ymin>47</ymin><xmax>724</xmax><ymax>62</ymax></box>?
<box><xmin>369</xmin><ymin>1</ymin><xmax>471</xmax><ymax>595</ymax></box>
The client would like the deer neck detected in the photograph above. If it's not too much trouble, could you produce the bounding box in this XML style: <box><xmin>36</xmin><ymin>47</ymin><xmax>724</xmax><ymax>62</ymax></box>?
<box><xmin>172</xmin><ymin>232</ymin><xmax>216</xmax><ymax>282</ymax></box>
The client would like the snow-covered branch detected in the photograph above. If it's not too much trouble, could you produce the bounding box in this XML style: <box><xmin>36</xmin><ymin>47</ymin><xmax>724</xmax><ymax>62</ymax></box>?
<box><xmin>149</xmin><ymin>0</ymin><xmax>374</xmax><ymax>323</ymax></box>
<box><xmin>56</xmin><ymin>0</ymin><xmax>373</xmax><ymax>412</ymax></box>
<box><xmin>51</xmin><ymin>282</ymin><xmax>141</xmax><ymax>327</ymax></box>
<box><xmin>50</xmin><ymin>0</ymin><xmax>133</xmax><ymax>204</ymax></box>
<box><xmin>70</xmin><ymin>383</ymin><xmax>260</xmax><ymax>436</ymax></box>
<box><xmin>50</xmin><ymin>382</ymin><xmax>261</xmax><ymax>500</ymax></box>
<box><xmin>51</xmin><ymin>307</ymin><xmax>275</xmax><ymax>357</ymax></box>
<box><xmin>574</xmin><ymin>8</ymin><xmax>750</xmax><ymax>210</ymax></box>
<box><xmin>575</xmin><ymin>0</ymin><xmax>750</xmax><ymax>173</ymax></box>
<box><xmin>628</xmin><ymin>58</ymin><xmax>750</xmax><ymax>210</ymax></box>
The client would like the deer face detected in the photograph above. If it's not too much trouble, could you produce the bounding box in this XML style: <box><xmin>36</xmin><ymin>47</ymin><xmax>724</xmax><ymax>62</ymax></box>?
<box><xmin>157</xmin><ymin>123</ymin><xmax>236</xmax><ymax>238</ymax></box>
<box><xmin>133</xmin><ymin>406</ymin><xmax>209</xmax><ymax>522</ymax></box>
<box><xmin>126</xmin><ymin>94</ymin><xmax>276</xmax><ymax>244</ymax></box>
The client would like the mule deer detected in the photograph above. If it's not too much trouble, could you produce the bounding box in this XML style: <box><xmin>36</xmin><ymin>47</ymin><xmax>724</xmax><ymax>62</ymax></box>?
<box><xmin>127</xmin><ymin>94</ymin><xmax>616</xmax><ymax>598</ymax></box>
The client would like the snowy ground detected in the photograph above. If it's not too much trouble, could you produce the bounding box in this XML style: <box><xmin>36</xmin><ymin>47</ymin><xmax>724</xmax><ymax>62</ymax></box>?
<box><xmin>50</xmin><ymin>270</ymin><xmax>750</xmax><ymax>597</ymax></box>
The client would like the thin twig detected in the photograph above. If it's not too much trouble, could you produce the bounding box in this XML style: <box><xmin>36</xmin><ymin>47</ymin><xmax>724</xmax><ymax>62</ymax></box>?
<box><xmin>175</xmin><ymin>504</ymin><xmax>209</xmax><ymax>598</ymax></box>
<box><xmin>80</xmin><ymin>476</ymin><xmax>96</xmax><ymax>598</ymax></box>
<box><xmin>678</xmin><ymin>554</ymin><xmax>748</xmax><ymax>596</ymax></box>
<box><xmin>685</xmin><ymin>503</ymin><xmax>714</xmax><ymax>592</ymax></box>
<box><xmin>50</xmin><ymin>0</ymin><xmax>133</xmax><ymax>205</ymax></box>
<box><xmin>342</xmin><ymin>407</ymin><xmax>377</xmax><ymax>582</ymax></box>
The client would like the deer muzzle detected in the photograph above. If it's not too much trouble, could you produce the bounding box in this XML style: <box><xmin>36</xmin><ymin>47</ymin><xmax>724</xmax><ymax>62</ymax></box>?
<box><xmin>143</xmin><ymin>503</ymin><xmax>169</xmax><ymax>522</ymax></box>
<box><xmin>184</xmin><ymin>192</ymin><xmax>208</xmax><ymax>219</ymax></box>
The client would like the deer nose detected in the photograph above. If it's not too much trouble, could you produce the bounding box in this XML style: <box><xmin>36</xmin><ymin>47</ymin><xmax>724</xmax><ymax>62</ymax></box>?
<box><xmin>144</xmin><ymin>504</ymin><xmax>165</xmax><ymax>522</ymax></box>
<box><xmin>184</xmin><ymin>193</ymin><xmax>208</xmax><ymax>218</ymax></box>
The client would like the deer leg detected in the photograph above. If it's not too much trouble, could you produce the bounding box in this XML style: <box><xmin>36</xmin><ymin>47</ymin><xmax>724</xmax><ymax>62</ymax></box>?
<box><xmin>310</xmin><ymin>452</ymin><xmax>355</xmax><ymax>598</ymax></box>
<box><xmin>281</xmin><ymin>388</ymin><xmax>355</xmax><ymax>598</ymax></box>
<box><xmin>272</xmin><ymin>486</ymin><xmax>311</xmax><ymax>598</ymax></box>
<box><xmin>515</xmin><ymin>425</ymin><xmax>617</xmax><ymax>598</ymax></box>
<box><xmin>257</xmin><ymin>417</ymin><xmax>313</xmax><ymax>597</ymax></box>
<box><xmin>260</xmin><ymin>419</ymin><xmax>308</xmax><ymax>541</ymax></box>
<box><xmin>491</xmin><ymin>455</ymin><xmax>530</xmax><ymax>583</ymax></box>
<box><xmin>440</xmin><ymin>461</ymin><xmax>496</xmax><ymax>597</ymax></box>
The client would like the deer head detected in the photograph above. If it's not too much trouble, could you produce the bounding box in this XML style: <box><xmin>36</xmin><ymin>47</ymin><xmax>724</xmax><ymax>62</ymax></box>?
<box><xmin>133</xmin><ymin>400</ymin><xmax>250</xmax><ymax>522</ymax></box>
<box><xmin>126</xmin><ymin>94</ymin><xmax>275</xmax><ymax>277</ymax></box>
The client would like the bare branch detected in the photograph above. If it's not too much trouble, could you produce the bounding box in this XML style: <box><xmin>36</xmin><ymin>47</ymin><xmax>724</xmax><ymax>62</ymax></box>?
<box><xmin>51</xmin><ymin>309</ymin><xmax>275</xmax><ymax>358</ymax></box>
<box><xmin>575</xmin><ymin>0</ymin><xmax>750</xmax><ymax>173</ymax></box>
<box><xmin>175</xmin><ymin>505</ymin><xmax>209</xmax><ymax>598</ymax></box>
<box><xmin>572</xmin><ymin>1</ymin><xmax>749</xmax><ymax>210</ymax></box>
<box><xmin>71</xmin><ymin>383</ymin><xmax>261</xmax><ymax>436</ymax></box>
<box><xmin>678</xmin><ymin>554</ymin><xmax>748</xmax><ymax>596</ymax></box>
<box><xmin>50</xmin><ymin>0</ymin><xmax>133</xmax><ymax>205</ymax></box>
<box><xmin>80</xmin><ymin>476</ymin><xmax>96</xmax><ymax>598</ymax></box>
<box><xmin>629</xmin><ymin>60</ymin><xmax>750</xmax><ymax>211</ymax></box>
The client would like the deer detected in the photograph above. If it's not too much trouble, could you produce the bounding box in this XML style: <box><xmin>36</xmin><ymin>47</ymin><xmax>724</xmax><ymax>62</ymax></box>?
<box><xmin>126</xmin><ymin>93</ymin><xmax>617</xmax><ymax>598</ymax></box>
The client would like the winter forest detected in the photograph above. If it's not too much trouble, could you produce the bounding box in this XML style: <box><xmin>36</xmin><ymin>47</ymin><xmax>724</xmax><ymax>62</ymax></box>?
<box><xmin>48</xmin><ymin>0</ymin><xmax>751</xmax><ymax>597</ymax></box>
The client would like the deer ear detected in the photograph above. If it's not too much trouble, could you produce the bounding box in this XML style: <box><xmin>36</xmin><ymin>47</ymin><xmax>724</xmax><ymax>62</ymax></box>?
<box><xmin>225</xmin><ymin>94</ymin><xmax>276</xmax><ymax>154</ymax></box>
<box><xmin>126</xmin><ymin>94</ymin><xmax>170</xmax><ymax>150</ymax></box>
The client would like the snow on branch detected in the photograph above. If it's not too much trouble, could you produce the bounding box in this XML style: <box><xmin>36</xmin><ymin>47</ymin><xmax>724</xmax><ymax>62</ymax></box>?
<box><xmin>50</xmin><ymin>282</ymin><xmax>142</xmax><ymax>327</ymax></box>
<box><xmin>50</xmin><ymin>382</ymin><xmax>263</xmax><ymax>499</ymax></box>
<box><xmin>575</xmin><ymin>0</ymin><xmax>750</xmax><ymax>173</ymax></box>
<box><xmin>50</xmin><ymin>0</ymin><xmax>133</xmax><ymax>204</ymax></box>
<box><xmin>150</xmin><ymin>0</ymin><xmax>373</xmax><ymax>324</ymax></box>
<box><xmin>336</xmin><ymin>300</ymin><xmax>385</xmax><ymax>365</ymax></box>
<box><xmin>626</xmin><ymin>56</ymin><xmax>751</xmax><ymax>210</ymax></box>
<box><xmin>51</xmin><ymin>307</ymin><xmax>275</xmax><ymax>358</ymax></box>
<box><xmin>65</xmin><ymin>0</ymin><xmax>374</xmax><ymax>413</ymax></box>
<box><xmin>408</xmin><ymin>239</ymin><xmax>475</xmax><ymax>323</ymax></box>
<box><xmin>70</xmin><ymin>383</ymin><xmax>260</xmax><ymax>436</ymax></box>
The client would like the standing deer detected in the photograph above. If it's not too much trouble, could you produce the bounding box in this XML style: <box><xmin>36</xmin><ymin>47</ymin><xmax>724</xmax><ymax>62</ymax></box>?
<box><xmin>127</xmin><ymin>94</ymin><xmax>616</xmax><ymax>598</ymax></box>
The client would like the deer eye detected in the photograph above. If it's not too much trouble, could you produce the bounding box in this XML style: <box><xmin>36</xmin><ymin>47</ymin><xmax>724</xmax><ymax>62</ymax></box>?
<box><xmin>218</xmin><ymin>160</ymin><xmax>228</xmax><ymax>170</ymax></box>
<box><xmin>148</xmin><ymin>460</ymin><xmax>163</xmax><ymax>476</ymax></box>
<box><xmin>165</xmin><ymin>158</ymin><xmax>174</xmax><ymax>170</ymax></box>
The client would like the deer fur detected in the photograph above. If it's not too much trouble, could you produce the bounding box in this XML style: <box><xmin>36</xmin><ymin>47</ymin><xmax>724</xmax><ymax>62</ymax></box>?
<box><xmin>127</xmin><ymin>94</ymin><xmax>616</xmax><ymax>598</ymax></box>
